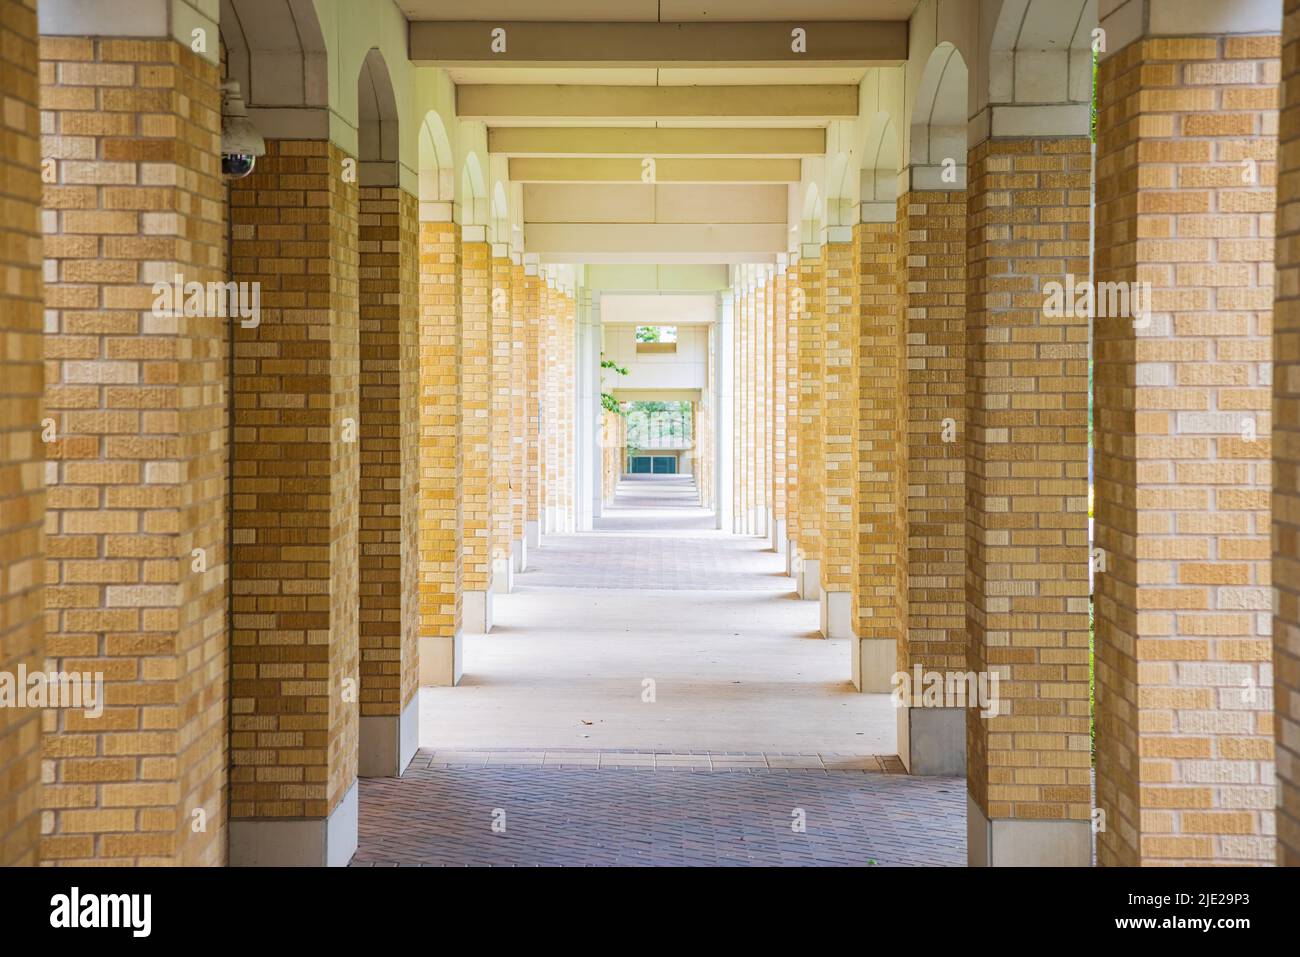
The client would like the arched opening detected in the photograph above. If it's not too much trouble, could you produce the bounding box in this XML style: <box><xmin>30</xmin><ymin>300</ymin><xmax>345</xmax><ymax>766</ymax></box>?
<box><xmin>800</xmin><ymin>180</ymin><xmax>823</xmax><ymax>248</ymax></box>
<box><xmin>860</xmin><ymin>110</ymin><xmax>901</xmax><ymax>218</ymax></box>
<box><xmin>219</xmin><ymin>0</ymin><xmax>328</xmax><ymax>132</ymax></box>
<box><xmin>909</xmin><ymin>42</ymin><xmax>969</xmax><ymax>189</ymax></box>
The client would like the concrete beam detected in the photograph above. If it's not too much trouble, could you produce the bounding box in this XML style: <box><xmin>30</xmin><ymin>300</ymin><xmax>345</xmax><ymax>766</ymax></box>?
<box><xmin>489</xmin><ymin>126</ymin><xmax>825</xmax><ymax>157</ymax></box>
<box><xmin>527</xmin><ymin>223</ymin><xmax>787</xmax><ymax>262</ymax></box>
<box><xmin>410</xmin><ymin>20</ymin><xmax>907</xmax><ymax>67</ymax></box>
<box><xmin>509</xmin><ymin>157</ymin><xmax>801</xmax><ymax>183</ymax></box>
<box><xmin>458</xmin><ymin>84</ymin><xmax>858</xmax><ymax>121</ymax></box>
<box><xmin>523</xmin><ymin>183</ymin><xmax>787</xmax><ymax>225</ymax></box>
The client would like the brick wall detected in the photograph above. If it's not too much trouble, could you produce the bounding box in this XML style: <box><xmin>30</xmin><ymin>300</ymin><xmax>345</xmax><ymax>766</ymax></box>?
<box><xmin>524</xmin><ymin>274</ymin><xmax>541</xmax><ymax>526</ymax></box>
<box><xmin>358</xmin><ymin>186</ymin><xmax>418</xmax><ymax>718</ymax></box>
<box><xmin>1275</xmin><ymin>0</ymin><xmax>1300</xmax><ymax>866</ymax></box>
<box><xmin>797</xmin><ymin>257</ymin><xmax>824</xmax><ymax>564</ymax></box>
<box><xmin>755</xmin><ymin>274</ymin><xmax>768</xmax><ymax>519</ymax></box>
<box><xmin>785</xmin><ymin>266</ymin><xmax>800</xmax><ymax>549</ymax></box>
<box><xmin>418</xmin><ymin>222</ymin><xmax>461</xmax><ymax>645</ymax></box>
<box><xmin>228</xmin><ymin>139</ymin><xmax>359</xmax><ymax>826</ymax></box>
<box><xmin>460</xmin><ymin>241</ymin><xmax>491</xmax><ymax>590</ymax></box>
<box><xmin>898</xmin><ymin>191</ymin><xmax>967</xmax><ymax>673</ymax></box>
<box><xmin>771</xmin><ymin>271</ymin><xmax>787</xmax><ymax>526</ymax></box>
<box><xmin>541</xmin><ymin>282</ymin><xmax>557</xmax><ymax>526</ymax></box>
<box><xmin>511</xmin><ymin>262</ymin><xmax>527</xmax><ymax>547</ymax></box>
<box><xmin>0</xmin><ymin>0</ymin><xmax>44</xmax><ymax>866</ymax></box>
<box><xmin>966</xmin><ymin>138</ymin><xmax>1092</xmax><ymax>833</ymax></box>
<box><xmin>490</xmin><ymin>256</ymin><xmax>512</xmax><ymax>571</ymax></box>
<box><xmin>821</xmin><ymin>240</ymin><xmax>860</xmax><ymax>606</ymax></box>
<box><xmin>1096</xmin><ymin>36</ymin><xmax>1278</xmax><ymax>865</ymax></box>
<box><xmin>41</xmin><ymin>36</ymin><xmax>227</xmax><ymax>864</ymax></box>
<box><xmin>857</xmin><ymin>222</ymin><xmax>905</xmax><ymax>643</ymax></box>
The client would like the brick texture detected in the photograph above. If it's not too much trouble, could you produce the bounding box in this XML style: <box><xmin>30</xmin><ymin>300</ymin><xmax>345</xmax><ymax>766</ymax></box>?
<box><xmin>0</xmin><ymin>0</ymin><xmax>44</xmax><ymax>867</ymax></box>
<box><xmin>821</xmin><ymin>241</ymin><xmax>860</xmax><ymax>605</ymax></box>
<box><xmin>418</xmin><ymin>221</ymin><xmax>461</xmax><ymax>641</ymax></box>
<box><xmin>524</xmin><ymin>274</ymin><xmax>541</xmax><ymax>525</ymax></box>
<box><xmin>966</xmin><ymin>139</ymin><xmax>1092</xmax><ymax>830</ymax></box>
<box><xmin>460</xmin><ymin>241</ymin><xmax>491</xmax><ymax>591</ymax></box>
<box><xmin>785</xmin><ymin>266</ymin><xmax>800</xmax><ymax>549</ymax></box>
<box><xmin>1096</xmin><ymin>36</ymin><xmax>1278</xmax><ymax>865</ymax></box>
<box><xmin>797</xmin><ymin>257</ymin><xmax>824</xmax><ymax>565</ymax></box>
<box><xmin>770</xmin><ymin>270</ymin><xmax>787</xmax><ymax>525</ymax></box>
<box><xmin>228</xmin><ymin>139</ymin><xmax>359</xmax><ymax>824</ymax></box>
<box><xmin>40</xmin><ymin>36</ymin><xmax>227</xmax><ymax>864</ymax></box>
<box><xmin>511</xmin><ymin>262</ymin><xmax>527</xmax><ymax>547</ymax></box>
<box><xmin>490</xmin><ymin>256</ymin><xmax>512</xmax><ymax>574</ymax></box>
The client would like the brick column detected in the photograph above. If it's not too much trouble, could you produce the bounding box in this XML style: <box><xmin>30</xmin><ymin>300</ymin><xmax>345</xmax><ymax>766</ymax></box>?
<box><xmin>357</xmin><ymin>185</ymin><xmax>418</xmax><ymax>775</ymax></box>
<box><xmin>855</xmin><ymin>220</ymin><xmax>903</xmax><ymax>692</ymax></box>
<box><xmin>40</xmin><ymin>34</ymin><xmax>227</xmax><ymax>866</ymax></box>
<box><xmin>896</xmin><ymin>189</ymin><xmax>969</xmax><ymax>773</ymax></box>
<box><xmin>0</xmin><ymin>0</ymin><xmax>43</xmax><ymax>866</ymax></box>
<box><xmin>523</xmin><ymin>271</ymin><xmax>541</xmax><ymax>548</ymax></box>
<box><xmin>511</xmin><ymin>261</ymin><xmax>528</xmax><ymax>569</ymax></box>
<box><xmin>417</xmin><ymin>221</ymin><xmax>461</xmax><ymax>684</ymax></box>
<box><xmin>489</xmin><ymin>255</ymin><xmax>513</xmax><ymax>593</ymax></box>
<box><xmin>796</xmin><ymin>255</ymin><xmax>825</xmax><ymax>600</ymax></box>
<box><xmin>819</xmin><ymin>240</ymin><xmax>860</xmax><ymax>639</ymax></box>
<box><xmin>785</xmin><ymin>264</ymin><xmax>801</xmax><ymax>570</ymax></box>
<box><xmin>1096</xmin><ymin>32</ymin><xmax>1278</xmax><ymax>866</ymax></box>
<box><xmin>460</xmin><ymin>239</ymin><xmax>492</xmax><ymax>631</ymax></box>
<box><xmin>1275</xmin><ymin>0</ymin><xmax>1300</xmax><ymax>866</ymax></box>
<box><xmin>754</xmin><ymin>271</ymin><xmax>768</xmax><ymax>537</ymax></box>
<box><xmin>541</xmin><ymin>280</ymin><xmax>558</xmax><ymax>533</ymax></box>
<box><xmin>771</xmin><ymin>268</ymin><xmax>788</xmax><ymax>552</ymax></box>
<box><xmin>966</xmin><ymin>138</ymin><xmax>1091</xmax><ymax>864</ymax></box>
<box><xmin>226</xmin><ymin>138</ymin><xmax>359</xmax><ymax>865</ymax></box>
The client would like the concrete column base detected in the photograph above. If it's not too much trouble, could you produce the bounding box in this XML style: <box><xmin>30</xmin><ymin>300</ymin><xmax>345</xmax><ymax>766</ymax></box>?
<box><xmin>851</xmin><ymin>637</ymin><xmax>894</xmax><ymax>693</ymax></box>
<box><xmin>419</xmin><ymin>632</ymin><xmax>462</xmax><ymax>686</ymax></box>
<box><xmin>513</xmin><ymin>537</ymin><xmax>527</xmax><ymax>572</ymax></box>
<box><xmin>492</xmin><ymin>555</ymin><xmax>513</xmax><ymax>594</ymax></box>
<box><xmin>819</xmin><ymin>589</ymin><xmax>853</xmax><ymax>639</ymax></box>
<box><xmin>897</xmin><ymin>705</ymin><xmax>966</xmax><ymax>775</ymax></box>
<box><xmin>967</xmin><ymin>792</ymin><xmax>1092</xmax><ymax>866</ymax></box>
<box><xmin>463</xmin><ymin>589</ymin><xmax>493</xmax><ymax>634</ymax></box>
<box><xmin>525</xmin><ymin>519</ymin><xmax>540</xmax><ymax>548</ymax></box>
<box><xmin>772</xmin><ymin>517</ymin><xmax>787</xmax><ymax>554</ymax></box>
<box><xmin>230</xmin><ymin>780</ymin><xmax>358</xmax><ymax>867</ymax></box>
<box><xmin>358</xmin><ymin>695</ymin><xmax>418</xmax><ymax>778</ymax></box>
<box><xmin>786</xmin><ymin>539</ymin><xmax>798</xmax><ymax>577</ymax></box>
<box><xmin>796</xmin><ymin>558</ymin><xmax>822</xmax><ymax>602</ymax></box>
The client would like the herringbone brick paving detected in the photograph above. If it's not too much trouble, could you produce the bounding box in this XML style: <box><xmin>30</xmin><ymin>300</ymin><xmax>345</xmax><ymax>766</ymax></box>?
<box><xmin>353</xmin><ymin>754</ymin><xmax>965</xmax><ymax>866</ymax></box>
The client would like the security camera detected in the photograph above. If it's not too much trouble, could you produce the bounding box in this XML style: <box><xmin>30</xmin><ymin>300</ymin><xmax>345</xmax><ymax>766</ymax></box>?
<box><xmin>221</xmin><ymin>81</ymin><xmax>264</xmax><ymax>180</ymax></box>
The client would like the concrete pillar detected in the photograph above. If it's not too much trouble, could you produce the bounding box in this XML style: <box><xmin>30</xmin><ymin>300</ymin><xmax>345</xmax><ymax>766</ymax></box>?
<box><xmin>737</xmin><ymin>275</ymin><xmax>752</xmax><ymax>532</ymax></box>
<box><xmin>785</xmin><ymin>260</ymin><xmax>801</xmax><ymax>572</ymax></box>
<box><xmin>770</xmin><ymin>263</ymin><xmax>789</xmax><ymax>553</ymax></box>
<box><xmin>576</xmin><ymin>289</ymin><xmax>595</xmax><ymax>531</ymax></box>
<box><xmin>753</xmin><ymin>268</ymin><xmax>769</xmax><ymax>537</ymax></box>
<box><xmin>510</xmin><ymin>259</ymin><xmax>528</xmax><ymax>571</ymax></box>
<box><xmin>966</xmin><ymin>136</ymin><xmax>1092</xmax><ymax>865</ymax></box>
<box><xmin>796</xmin><ymin>253</ymin><xmax>825</xmax><ymax>601</ymax></box>
<box><xmin>0</xmin><ymin>0</ymin><xmax>43</xmax><ymax>866</ymax></box>
<box><xmin>819</xmin><ymin>238</ymin><xmax>860</xmax><ymax>639</ymax></box>
<box><xmin>1095</xmin><ymin>4</ymin><xmax>1280</xmax><ymax>866</ymax></box>
<box><xmin>417</xmin><ymin>220</ymin><xmax>462</xmax><ymax>685</ymax></box>
<box><xmin>523</xmin><ymin>264</ymin><xmax>541</xmax><ymax>550</ymax></box>
<box><xmin>39</xmin><ymin>17</ymin><xmax>230</xmax><ymax>865</ymax></box>
<box><xmin>896</xmin><ymin>190</ymin><xmax>968</xmax><ymax>774</ymax></box>
<box><xmin>1275</xmin><ymin>0</ymin><xmax>1300</xmax><ymax>867</ymax></box>
<box><xmin>357</xmin><ymin>185</ymin><xmax>419</xmax><ymax>776</ymax></box>
<box><xmin>716</xmin><ymin>291</ymin><xmax>735</xmax><ymax>531</ymax></box>
<box><xmin>489</xmin><ymin>252</ymin><xmax>513</xmax><ymax>596</ymax></box>
<box><xmin>461</xmin><ymin>236</ymin><xmax>493</xmax><ymax>632</ymax></box>
<box><xmin>589</xmin><ymin>296</ymin><xmax>603</xmax><ymax>522</ymax></box>
<box><xmin>541</xmin><ymin>277</ymin><xmax>559</xmax><ymax>535</ymax></box>
<box><xmin>561</xmin><ymin>284</ymin><xmax>577</xmax><ymax>532</ymax></box>
<box><xmin>854</xmin><ymin>219</ymin><xmax>903</xmax><ymax>693</ymax></box>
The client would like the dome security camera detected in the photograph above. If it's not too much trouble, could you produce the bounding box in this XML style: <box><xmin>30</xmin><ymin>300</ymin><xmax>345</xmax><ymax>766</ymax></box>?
<box><xmin>221</xmin><ymin>81</ymin><xmax>264</xmax><ymax>180</ymax></box>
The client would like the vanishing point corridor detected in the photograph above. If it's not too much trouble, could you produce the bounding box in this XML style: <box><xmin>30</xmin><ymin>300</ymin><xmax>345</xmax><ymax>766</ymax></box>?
<box><xmin>355</xmin><ymin>476</ymin><xmax>964</xmax><ymax>866</ymax></box>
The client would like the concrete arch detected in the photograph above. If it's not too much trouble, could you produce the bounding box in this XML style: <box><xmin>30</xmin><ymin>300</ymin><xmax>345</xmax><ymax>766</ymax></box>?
<box><xmin>860</xmin><ymin>110</ymin><xmax>901</xmax><ymax>220</ymax></box>
<box><xmin>986</xmin><ymin>0</ymin><xmax>1096</xmax><ymax>135</ymax></box>
<box><xmin>418</xmin><ymin>110</ymin><xmax>455</xmax><ymax>220</ymax></box>
<box><xmin>800</xmin><ymin>180</ymin><xmax>823</xmax><ymax>249</ymax></box>
<box><xmin>218</xmin><ymin>0</ymin><xmax>328</xmax><ymax>132</ymax></box>
<box><xmin>460</xmin><ymin>150</ymin><xmax>489</xmax><ymax>230</ymax></box>
<box><xmin>908</xmin><ymin>41</ymin><xmax>968</xmax><ymax>190</ymax></box>
<box><xmin>357</xmin><ymin>48</ymin><xmax>398</xmax><ymax>186</ymax></box>
<box><xmin>490</xmin><ymin>180</ymin><xmax>510</xmax><ymax>249</ymax></box>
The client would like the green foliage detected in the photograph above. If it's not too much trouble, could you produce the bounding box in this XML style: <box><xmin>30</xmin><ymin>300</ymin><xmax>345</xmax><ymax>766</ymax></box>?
<box><xmin>635</xmin><ymin>326</ymin><xmax>661</xmax><ymax>342</ymax></box>
<box><xmin>600</xmin><ymin>352</ymin><xmax>628</xmax><ymax>417</ymax></box>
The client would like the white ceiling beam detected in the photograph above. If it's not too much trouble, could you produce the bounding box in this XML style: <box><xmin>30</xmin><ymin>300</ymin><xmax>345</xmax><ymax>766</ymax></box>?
<box><xmin>489</xmin><ymin>126</ymin><xmax>825</xmax><ymax>157</ymax></box>
<box><xmin>457</xmin><ymin>84</ymin><xmax>858</xmax><ymax>121</ymax></box>
<box><xmin>509</xmin><ymin>157</ymin><xmax>802</xmax><ymax>183</ymax></box>
<box><xmin>526</xmin><ymin>223</ymin><xmax>787</xmax><ymax>262</ymax></box>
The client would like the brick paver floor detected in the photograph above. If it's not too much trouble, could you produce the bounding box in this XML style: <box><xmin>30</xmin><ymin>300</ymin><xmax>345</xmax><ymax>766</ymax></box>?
<box><xmin>353</xmin><ymin>750</ymin><xmax>966</xmax><ymax>867</ymax></box>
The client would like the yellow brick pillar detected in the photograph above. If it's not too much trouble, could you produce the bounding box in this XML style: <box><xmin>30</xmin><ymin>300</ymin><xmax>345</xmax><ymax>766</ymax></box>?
<box><xmin>770</xmin><ymin>267</ymin><xmax>788</xmax><ymax>553</ymax></box>
<box><xmin>510</xmin><ymin>260</ymin><xmax>528</xmax><ymax>571</ymax></box>
<box><xmin>796</xmin><ymin>254</ymin><xmax>825</xmax><ymax>600</ymax></box>
<box><xmin>523</xmin><ymin>270</ymin><xmax>542</xmax><ymax>549</ymax></box>
<box><xmin>896</xmin><ymin>190</ymin><xmax>968</xmax><ymax>773</ymax></box>
<box><xmin>754</xmin><ymin>270</ymin><xmax>768</xmax><ymax>538</ymax></box>
<box><xmin>0</xmin><ymin>0</ymin><xmax>43</xmax><ymax>867</ymax></box>
<box><xmin>1096</xmin><ymin>24</ymin><xmax>1279</xmax><ymax>866</ymax></box>
<box><xmin>854</xmin><ymin>220</ymin><xmax>903</xmax><ymax>693</ymax></box>
<box><xmin>489</xmin><ymin>254</ymin><xmax>513</xmax><ymax>594</ymax></box>
<box><xmin>417</xmin><ymin>220</ymin><xmax>461</xmax><ymax>684</ymax></box>
<box><xmin>357</xmin><ymin>185</ymin><xmax>419</xmax><ymax>775</ymax></box>
<box><xmin>784</xmin><ymin>264</ymin><xmax>801</xmax><ymax>571</ymax></box>
<box><xmin>460</xmin><ymin>239</ymin><xmax>492</xmax><ymax>631</ymax></box>
<box><xmin>966</xmin><ymin>137</ymin><xmax>1091</xmax><ymax>863</ymax></box>
<box><xmin>541</xmin><ymin>279</ymin><xmax>559</xmax><ymax>533</ymax></box>
<box><xmin>1275</xmin><ymin>0</ymin><xmax>1300</xmax><ymax>866</ymax></box>
<box><xmin>41</xmin><ymin>31</ymin><xmax>228</xmax><ymax>866</ymax></box>
<box><xmin>819</xmin><ymin>240</ymin><xmax>860</xmax><ymax>640</ymax></box>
